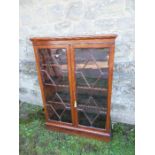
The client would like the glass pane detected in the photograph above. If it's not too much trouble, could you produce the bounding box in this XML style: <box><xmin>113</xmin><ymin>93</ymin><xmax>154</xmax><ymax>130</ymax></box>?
<box><xmin>75</xmin><ymin>48</ymin><xmax>109</xmax><ymax>129</ymax></box>
<box><xmin>38</xmin><ymin>48</ymin><xmax>72</xmax><ymax>123</ymax></box>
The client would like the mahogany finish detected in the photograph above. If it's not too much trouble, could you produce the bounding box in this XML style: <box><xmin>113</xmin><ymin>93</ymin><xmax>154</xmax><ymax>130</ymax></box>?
<box><xmin>30</xmin><ymin>34</ymin><xmax>117</xmax><ymax>141</ymax></box>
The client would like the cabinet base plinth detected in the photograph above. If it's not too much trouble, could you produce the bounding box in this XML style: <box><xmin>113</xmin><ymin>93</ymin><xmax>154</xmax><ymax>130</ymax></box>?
<box><xmin>45</xmin><ymin>122</ymin><xmax>111</xmax><ymax>142</ymax></box>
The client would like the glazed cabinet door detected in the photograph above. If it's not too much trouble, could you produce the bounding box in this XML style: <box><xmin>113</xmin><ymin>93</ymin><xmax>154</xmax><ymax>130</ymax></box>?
<box><xmin>71</xmin><ymin>44</ymin><xmax>113</xmax><ymax>130</ymax></box>
<box><xmin>34</xmin><ymin>46</ymin><xmax>74</xmax><ymax>124</ymax></box>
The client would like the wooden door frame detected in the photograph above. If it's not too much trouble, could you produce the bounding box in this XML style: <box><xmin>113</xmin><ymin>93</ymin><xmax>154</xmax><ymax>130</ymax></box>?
<box><xmin>32</xmin><ymin>44</ymin><xmax>76</xmax><ymax>126</ymax></box>
<box><xmin>70</xmin><ymin>43</ymin><xmax>114</xmax><ymax>133</ymax></box>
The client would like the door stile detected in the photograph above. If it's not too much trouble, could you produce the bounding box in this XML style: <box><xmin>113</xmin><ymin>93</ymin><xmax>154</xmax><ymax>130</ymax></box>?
<box><xmin>66</xmin><ymin>45</ymin><xmax>77</xmax><ymax>126</ymax></box>
<box><xmin>70</xmin><ymin>44</ymin><xmax>79</xmax><ymax>127</ymax></box>
<box><xmin>105</xmin><ymin>44</ymin><xmax>115</xmax><ymax>132</ymax></box>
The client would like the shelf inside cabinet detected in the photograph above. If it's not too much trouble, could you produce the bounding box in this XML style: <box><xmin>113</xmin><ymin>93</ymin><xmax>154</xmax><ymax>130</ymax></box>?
<box><xmin>47</xmin><ymin>101</ymin><xmax>107</xmax><ymax>115</ymax></box>
<box><xmin>44</xmin><ymin>83</ymin><xmax>107</xmax><ymax>92</ymax></box>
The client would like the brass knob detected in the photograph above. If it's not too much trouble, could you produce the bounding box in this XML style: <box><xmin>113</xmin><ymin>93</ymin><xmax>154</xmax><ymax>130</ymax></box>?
<box><xmin>74</xmin><ymin>100</ymin><xmax>77</xmax><ymax>108</ymax></box>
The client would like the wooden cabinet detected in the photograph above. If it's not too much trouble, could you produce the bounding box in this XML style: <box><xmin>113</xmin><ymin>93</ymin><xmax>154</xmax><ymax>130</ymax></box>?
<box><xmin>30</xmin><ymin>34</ymin><xmax>117</xmax><ymax>141</ymax></box>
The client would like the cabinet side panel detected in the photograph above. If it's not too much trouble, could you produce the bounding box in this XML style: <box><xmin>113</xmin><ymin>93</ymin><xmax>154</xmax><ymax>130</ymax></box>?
<box><xmin>106</xmin><ymin>44</ymin><xmax>115</xmax><ymax>132</ymax></box>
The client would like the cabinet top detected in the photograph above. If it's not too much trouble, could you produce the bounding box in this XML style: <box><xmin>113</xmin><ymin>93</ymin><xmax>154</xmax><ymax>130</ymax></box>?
<box><xmin>30</xmin><ymin>34</ymin><xmax>117</xmax><ymax>42</ymax></box>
